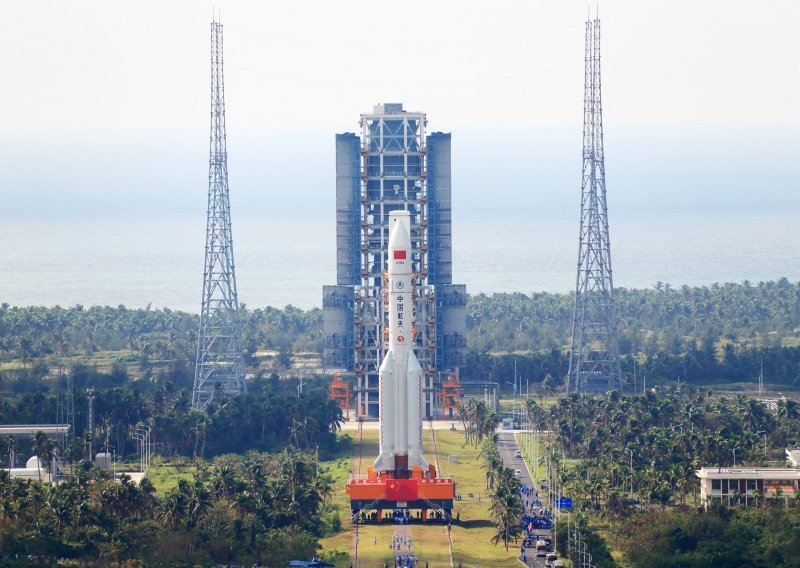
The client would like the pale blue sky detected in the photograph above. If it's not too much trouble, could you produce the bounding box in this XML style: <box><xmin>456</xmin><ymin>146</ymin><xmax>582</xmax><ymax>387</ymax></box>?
<box><xmin>1</xmin><ymin>1</ymin><xmax>799</xmax><ymax>309</ymax></box>
<box><xmin>3</xmin><ymin>0</ymin><xmax>798</xmax><ymax>130</ymax></box>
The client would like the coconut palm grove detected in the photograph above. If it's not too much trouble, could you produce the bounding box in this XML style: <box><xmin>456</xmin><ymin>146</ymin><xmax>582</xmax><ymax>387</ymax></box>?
<box><xmin>0</xmin><ymin>281</ymin><xmax>798</xmax><ymax>565</ymax></box>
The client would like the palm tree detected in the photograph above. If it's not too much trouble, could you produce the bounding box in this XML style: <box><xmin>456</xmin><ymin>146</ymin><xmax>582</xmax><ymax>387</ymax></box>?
<box><xmin>490</xmin><ymin>466</ymin><xmax>523</xmax><ymax>551</ymax></box>
<box><xmin>32</xmin><ymin>432</ymin><xmax>51</xmax><ymax>482</ymax></box>
<box><xmin>157</xmin><ymin>488</ymin><xmax>187</xmax><ymax>531</ymax></box>
<box><xmin>6</xmin><ymin>436</ymin><xmax>16</xmax><ymax>472</ymax></box>
<box><xmin>541</xmin><ymin>374</ymin><xmax>553</xmax><ymax>406</ymax></box>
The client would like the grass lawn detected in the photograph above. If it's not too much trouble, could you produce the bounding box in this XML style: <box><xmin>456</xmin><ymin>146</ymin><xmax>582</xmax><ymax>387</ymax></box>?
<box><xmin>592</xmin><ymin>520</ymin><xmax>632</xmax><ymax>567</ymax></box>
<box><xmin>319</xmin><ymin>427</ymin><xmax>524</xmax><ymax>567</ymax></box>
<box><xmin>149</xmin><ymin>464</ymin><xmax>196</xmax><ymax>494</ymax></box>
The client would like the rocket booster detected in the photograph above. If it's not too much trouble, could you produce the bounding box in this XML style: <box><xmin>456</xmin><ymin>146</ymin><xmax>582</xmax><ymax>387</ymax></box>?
<box><xmin>374</xmin><ymin>210</ymin><xmax>429</xmax><ymax>474</ymax></box>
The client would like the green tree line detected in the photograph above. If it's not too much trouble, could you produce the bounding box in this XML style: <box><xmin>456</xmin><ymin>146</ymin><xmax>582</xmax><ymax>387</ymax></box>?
<box><xmin>467</xmin><ymin>279</ymin><xmax>800</xmax><ymax>353</ymax></box>
<box><xmin>0</xmin><ymin>374</ymin><xmax>343</xmax><ymax>464</ymax></box>
<box><xmin>0</xmin><ymin>303</ymin><xmax>321</xmax><ymax>366</ymax></box>
<box><xmin>536</xmin><ymin>388</ymin><xmax>800</xmax><ymax>566</ymax></box>
<box><xmin>0</xmin><ymin>449</ymin><xmax>335</xmax><ymax>566</ymax></box>
<box><xmin>3</xmin><ymin>279</ymin><xmax>798</xmax><ymax>362</ymax></box>
<box><xmin>616</xmin><ymin>504</ymin><xmax>800</xmax><ymax>567</ymax></box>
<box><xmin>532</xmin><ymin>388</ymin><xmax>800</xmax><ymax>512</ymax></box>
<box><xmin>1</xmin><ymin>279</ymin><xmax>798</xmax><ymax>390</ymax></box>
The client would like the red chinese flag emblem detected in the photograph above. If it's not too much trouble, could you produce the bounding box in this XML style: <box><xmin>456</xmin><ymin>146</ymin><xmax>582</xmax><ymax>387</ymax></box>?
<box><xmin>393</xmin><ymin>250</ymin><xmax>406</xmax><ymax>260</ymax></box>
<box><xmin>386</xmin><ymin>479</ymin><xmax>418</xmax><ymax>501</ymax></box>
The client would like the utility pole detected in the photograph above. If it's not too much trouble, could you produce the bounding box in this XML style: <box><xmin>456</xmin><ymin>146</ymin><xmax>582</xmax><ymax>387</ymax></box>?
<box><xmin>627</xmin><ymin>448</ymin><xmax>634</xmax><ymax>497</ymax></box>
<box><xmin>567</xmin><ymin>16</ymin><xmax>622</xmax><ymax>395</ymax></box>
<box><xmin>533</xmin><ymin>404</ymin><xmax>539</xmax><ymax>487</ymax></box>
<box><xmin>524</xmin><ymin>402</ymin><xmax>528</xmax><ymax>463</ymax></box>
<box><xmin>514</xmin><ymin>358</ymin><xmax>518</xmax><ymax>401</ymax></box>
<box><xmin>87</xmin><ymin>388</ymin><xmax>95</xmax><ymax>463</ymax></box>
<box><xmin>193</xmin><ymin>18</ymin><xmax>246</xmax><ymax>410</ymax></box>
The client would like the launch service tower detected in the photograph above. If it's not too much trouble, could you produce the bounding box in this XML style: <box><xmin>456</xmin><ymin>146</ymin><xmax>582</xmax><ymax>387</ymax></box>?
<box><xmin>322</xmin><ymin>103</ymin><xmax>467</xmax><ymax>420</ymax></box>
<box><xmin>324</xmin><ymin>104</ymin><xmax>460</xmax><ymax>519</ymax></box>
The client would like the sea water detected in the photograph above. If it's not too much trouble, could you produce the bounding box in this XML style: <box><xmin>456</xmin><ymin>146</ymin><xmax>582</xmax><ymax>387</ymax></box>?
<box><xmin>1</xmin><ymin>209</ymin><xmax>797</xmax><ymax>312</ymax></box>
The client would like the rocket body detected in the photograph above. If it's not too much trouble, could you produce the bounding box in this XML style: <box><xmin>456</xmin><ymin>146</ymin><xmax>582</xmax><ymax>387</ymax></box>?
<box><xmin>374</xmin><ymin>211</ymin><xmax>429</xmax><ymax>474</ymax></box>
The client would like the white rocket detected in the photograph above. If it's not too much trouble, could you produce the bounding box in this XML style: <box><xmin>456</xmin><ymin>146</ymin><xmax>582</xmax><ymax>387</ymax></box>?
<box><xmin>374</xmin><ymin>210</ymin><xmax>429</xmax><ymax>474</ymax></box>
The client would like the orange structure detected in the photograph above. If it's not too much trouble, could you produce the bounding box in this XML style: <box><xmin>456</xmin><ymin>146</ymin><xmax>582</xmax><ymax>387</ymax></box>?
<box><xmin>329</xmin><ymin>373</ymin><xmax>350</xmax><ymax>420</ymax></box>
<box><xmin>345</xmin><ymin>463</ymin><xmax>455</xmax><ymax>521</ymax></box>
<box><xmin>441</xmin><ymin>371</ymin><xmax>461</xmax><ymax>419</ymax></box>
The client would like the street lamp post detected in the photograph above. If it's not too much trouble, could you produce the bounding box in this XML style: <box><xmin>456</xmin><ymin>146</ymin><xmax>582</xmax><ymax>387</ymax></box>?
<box><xmin>514</xmin><ymin>358</ymin><xmax>517</xmax><ymax>402</ymax></box>
<box><xmin>627</xmin><ymin>448</ymin><xmax>634</xmax><ymax>497</ymax></box>
<box><xmin>757</xmin><ymin>430</ymin><xmax>767</xmax><ymax>457</ymax></box>
<box><xmin>481</xmin><ymin>371</ymin><xmax>492</xmax><ymax>410</ymax></box>
<box><xmin>135</xmin><ymin>426</ymin><xmax>151</xmax><ymax>478</ymax></box>
<box><xmin>533</xmin><ymin>411</ymin><xmax>539</xmax><ymax>487</ymax></box>
<box><xmin>526</xmin><ymin>379</ymin><xmax>530</xmax><ymax>462</ymax></box>
<box><xmin>132</xmin><ymin>432</ymin><xmax>144</xmax><ymax>476</ymax></box>
<box><xmin>732</xmin><ymin>446</ymin><xmax>741</xmax><ymax>468</ymax></box>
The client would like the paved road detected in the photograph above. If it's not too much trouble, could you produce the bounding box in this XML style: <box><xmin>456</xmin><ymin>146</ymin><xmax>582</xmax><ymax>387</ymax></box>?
<box><xmin>389</xmin><ymin>525</ymin><xmax>416</xmax><ymax>566</ymax></box>
<box><xmin>496</xmin><ymin>431</ymin><xmax>552</xmax><ymax>568</ymax></box>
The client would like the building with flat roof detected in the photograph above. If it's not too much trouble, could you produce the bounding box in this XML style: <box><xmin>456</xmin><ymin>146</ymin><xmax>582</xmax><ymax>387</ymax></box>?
<box><xmin>322</xmin><ymin>103</ymin><xmax>467</xmax><ymax>419</ymax></box>
<box><xmin>0</xmin><ymin>424</ymin><xmax>70</xmax><ymax>439</ymax></box>
<box><xmin>696</xmin><ymin>467</ymin><xmax>800</xmax><ymax>507</ymax></box>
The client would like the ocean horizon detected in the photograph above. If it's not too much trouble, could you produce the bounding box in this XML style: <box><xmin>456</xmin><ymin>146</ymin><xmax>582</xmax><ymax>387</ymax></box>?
<box><xmin>2</xmin><ymin>206</ymin><xmax>798</xmax><ymax>313</ymax></box>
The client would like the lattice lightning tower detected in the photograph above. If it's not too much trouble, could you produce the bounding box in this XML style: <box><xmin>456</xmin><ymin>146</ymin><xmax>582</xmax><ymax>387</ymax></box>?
<box><xmin>567</xmin><ymin>17</ymin><xmax>622</xmax><ymax>394</ymax></box>
<box><xmin>193</xmin><ymin>20</ymin><xmax>245</xmax><ymax>410</ymax></box>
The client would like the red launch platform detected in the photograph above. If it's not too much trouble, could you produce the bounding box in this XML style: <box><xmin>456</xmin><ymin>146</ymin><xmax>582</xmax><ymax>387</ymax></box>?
<box><xmin>346</xmin><ymin>463</ymin><xmax>455</xmax><ymax>521</ymax></box>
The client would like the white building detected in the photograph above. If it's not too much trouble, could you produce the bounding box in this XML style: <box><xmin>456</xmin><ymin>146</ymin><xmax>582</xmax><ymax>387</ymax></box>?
<box><xmin>786</xmin><ymin>447</ymin><xmax>800</xmax><ymax>468</ymax></box>
<box><xmin>9</xmin><ymin>456</ymin><xmax>55</xmax><ymax>483</ymax></box>
<box><xmin>696</xmin><ymin>467</ymin><xmax>800</xmax><ymax>507</ymax></box>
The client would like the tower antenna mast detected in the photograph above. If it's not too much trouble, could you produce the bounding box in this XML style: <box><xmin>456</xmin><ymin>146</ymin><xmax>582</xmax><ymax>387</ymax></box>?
<box><xmin>193</xmin><ymin>18</ymin><xmax>245</xmax><ymax>410</ymax></box>
<box><xmin>567</xmin><ymin>17</ymin><xmax>622</xmax><ymax>394</ymax></box>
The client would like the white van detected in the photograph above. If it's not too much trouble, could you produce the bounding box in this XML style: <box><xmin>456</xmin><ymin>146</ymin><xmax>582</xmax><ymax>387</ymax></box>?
<box><xmin>545</xmin><ymin>552</ymin><xmax>558</xmax><ymax>566</ymax></box>
<box><xmin>553</xmin><ymin>561</ymin><xmax>565</xmax><ymax>568</ymax></box>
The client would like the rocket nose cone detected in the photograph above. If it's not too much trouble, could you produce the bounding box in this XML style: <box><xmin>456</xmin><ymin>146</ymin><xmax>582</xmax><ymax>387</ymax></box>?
<box><xmin>388</xmin><ymin>211</ymin><xmax>412</xmax><ymax>251</ymax></box>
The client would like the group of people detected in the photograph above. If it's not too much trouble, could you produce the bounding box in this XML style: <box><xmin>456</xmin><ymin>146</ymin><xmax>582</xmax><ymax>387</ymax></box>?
<box><xmin>381</xmin><ymin>554</ymin><xmax>418</xmax><ymax>567</ymax></box>
<box><xmin>520</xmin><ymin>483</ymin><xmax>553</xmax><ymax>536</ymax></box>
<box><xmin>391</xmin><ymin>509</ymin><xmax>414</xmax><ymax>525</ymax></box>
<box><xmin>389</xmin><ymin>533</ymin><xmax>413</xmax><ymax>551</ymax></box>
